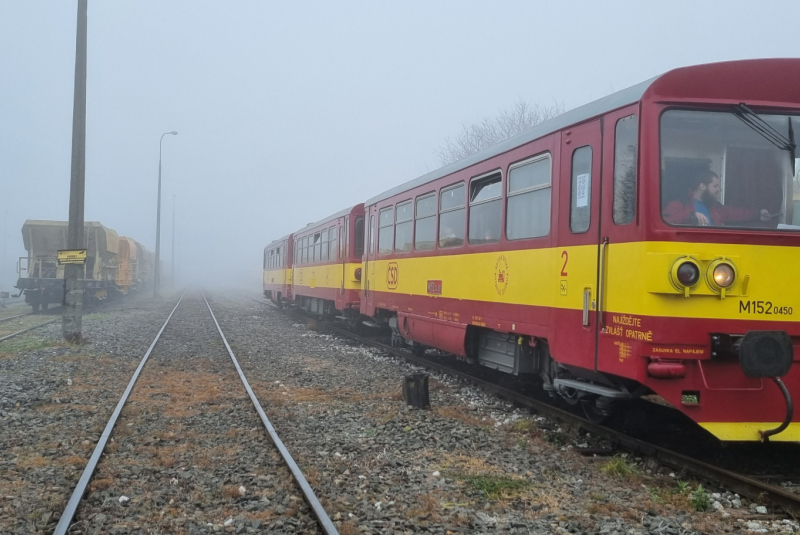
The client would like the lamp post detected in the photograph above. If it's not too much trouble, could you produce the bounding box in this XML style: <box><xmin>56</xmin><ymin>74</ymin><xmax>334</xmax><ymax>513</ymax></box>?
<box><xmin>154</xmin><ymin>131</ymin><xmax>177</xmax><ymax>297</ymax></box>
<box><xmin>171</xmin><ymin>194</ymin><xmax>176</xmax><ymax>288</ymax></box>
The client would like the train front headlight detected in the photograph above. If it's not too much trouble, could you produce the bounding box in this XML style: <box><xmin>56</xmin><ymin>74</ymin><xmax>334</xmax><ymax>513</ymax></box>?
<box><xmin>677</xmin><ymin>262</ymin><xmax>700</xmax><ymax>286</ymax></box>
<box><xmin>712</xmin><ymin>263</ymin><xmax>735</xmax><ymax>288</ymax></box>
<box><xmin>706</xmin><ymin>259</ymin><xmax>737</xmax><ymax>297</ymax></box>
<box><xmin>670</xmin><ymin>257</ymin><xmax>701</xmax><ymax>297</ymax></box>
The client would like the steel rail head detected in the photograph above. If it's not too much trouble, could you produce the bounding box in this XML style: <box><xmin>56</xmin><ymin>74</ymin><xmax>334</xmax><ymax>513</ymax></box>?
<box><xmin>200</xmin><ymin>291</ymin><xmax>340</xmax><ymax>535</ymax></box>
<box><xmin>53</xmin><ymin>289</ymin><xmax>189</xmax><ymax>535</ymax></box>
<box><xmin>319</xmin><ymin>321</ymin><xmax>800</xmax><ymax>518</ymax></box>
<box><xmin>0</xmin><ymin>318</ymin><xmax>60</xmax><ymax>343</ymax></box>
<box><xmin>0</xmin><ymin>312</ymin><xmax>31</xmax><ymax>324</ymax></box>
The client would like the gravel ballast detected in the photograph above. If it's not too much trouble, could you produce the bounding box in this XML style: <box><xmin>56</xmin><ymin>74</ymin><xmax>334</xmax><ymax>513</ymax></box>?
<box><xmin>1</xmin><ymin>290</ymin><xmax>799</xmax><ymax>534</ymax></box>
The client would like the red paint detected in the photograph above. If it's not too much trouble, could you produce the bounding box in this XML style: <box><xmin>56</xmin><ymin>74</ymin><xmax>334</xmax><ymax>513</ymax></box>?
<box><xmin>647</xmin><ymin>360</ymin><xmax>686</xmax><ymax>378</ymax></box>
<box><xmin>287</xmin><ymin>60</ymin><xmax>800</xmax><ymax>437</ymax></box>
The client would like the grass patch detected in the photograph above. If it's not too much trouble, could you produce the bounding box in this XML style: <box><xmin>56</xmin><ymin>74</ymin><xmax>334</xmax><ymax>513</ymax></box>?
<box><xmin>435</xmin><ymin>406</ymin><xmax>491</xmax><ymax>427</ymax></box>
<box><xmin>0</xmin><ymin>335</ymin><xmax>63</xmax><ymax>355</ymax></box>
<box><xmin>452</xmin><ymin>473</ymin><xmax>531</xmax><ymax>499</ymax></box>
<box><xmin>509</xmin><ymin>419</ymin><xmax>537</xmax><ymax>434</ymax></box>
<box><xmin>600</xmin><ymin>455</ymin><xmax>638</xmax><ymax>477</ymax></box>
<box><xmin>690</xmin><ymin>484</ymin><xmax>710</xmax><ymax>511</ymax></box>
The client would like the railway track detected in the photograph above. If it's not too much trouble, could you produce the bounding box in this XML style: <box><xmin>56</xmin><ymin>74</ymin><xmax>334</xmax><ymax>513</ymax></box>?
<box><xmin>53</xmin><ymin>289</ymin><xmax>338</xmax><ymax>534</ymax></box>
<box><xmin>0</xmin><ymin>312</ymin><xmax>30</xmax><ymax>324</ymax></box>
<box><xmin>249</xmin><ymin>294</ymin><xmax>800</xmax><ymax>518</ymax></box>
<box><xmin>0</xmin><ymin>316</ymin><xmax>59</xmax><ymax>343</ymax></box>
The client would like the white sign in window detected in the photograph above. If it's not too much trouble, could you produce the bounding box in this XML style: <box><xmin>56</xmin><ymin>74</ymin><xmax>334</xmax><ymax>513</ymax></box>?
<box><xmin>576</xmin><ymin>173</ymin><xmax>590</xmax><ymax>207</ymax></box>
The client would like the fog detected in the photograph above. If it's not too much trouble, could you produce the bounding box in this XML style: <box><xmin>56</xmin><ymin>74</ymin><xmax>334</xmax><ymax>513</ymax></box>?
<box><xmin>1</xmin><ymin>1</ymin><xmax>798</xmax><ymax>293</ymax></box>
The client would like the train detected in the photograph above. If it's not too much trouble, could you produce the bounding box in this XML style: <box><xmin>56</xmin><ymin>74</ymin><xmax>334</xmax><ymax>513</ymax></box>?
<box><xmin>264</xmin><ymin>58</ymin><xmax>800</xmax><ymax>442</ymax></box>
<box><xmin>15</xmin><ymin>220</ymin><xmax>154</xmax><ymax>312</ymax></box>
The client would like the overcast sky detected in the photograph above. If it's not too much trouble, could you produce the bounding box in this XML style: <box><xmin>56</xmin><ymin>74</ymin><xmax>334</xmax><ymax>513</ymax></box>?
<box><xmin>1</xmin><ymin>1</ymin><xmax>799</xmax><ymax>292</ymax></box>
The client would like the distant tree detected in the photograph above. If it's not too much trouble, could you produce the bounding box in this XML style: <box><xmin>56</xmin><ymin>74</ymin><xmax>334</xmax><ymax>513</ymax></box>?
<box><xmin>435</xmin><ymin>99</ymin><xmax>564</xmax><ymax>166</ymax></box>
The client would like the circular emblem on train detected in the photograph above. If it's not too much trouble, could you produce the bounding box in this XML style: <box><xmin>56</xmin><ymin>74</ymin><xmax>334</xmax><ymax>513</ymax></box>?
<box><xmin>387</xmin><ymin>262</ymin><xmax>399</xmax><ymax>290</ymax></box>
<box><xmin>494</xmin><ymin>254</ymin><xmax>509</xmax><ymax>295</ymax></box>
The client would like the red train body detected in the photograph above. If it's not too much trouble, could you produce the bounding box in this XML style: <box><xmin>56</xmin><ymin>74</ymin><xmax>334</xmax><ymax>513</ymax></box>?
<box><xmin>268</xmin><ymin>59</ymin><xmax>800</xmax><ymax>441</ymax></box>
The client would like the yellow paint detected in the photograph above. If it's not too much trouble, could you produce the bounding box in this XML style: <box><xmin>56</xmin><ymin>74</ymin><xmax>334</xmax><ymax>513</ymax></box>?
<box><xmin>363</xmin><ymin>241</ymin><xmax>800</xmax><ymax>322</ymax></box>
<box><xmin>263</xmin><ymin>268</ymin><xmax>291</xmax><ymax>287</ymax></box>
<box><xmin>292</xmin><ymin>263</ymin><xmax>361</xmax><ymax>292</ymax></box>
<box><xmin>608</xmin><ymin>241</ymin><xmax>799</xmax><ymax>320</ymax></box>
<box><xmin>57</xmin><ymin>249</ymin><xmax>87</xmax><ymax>265</ymax></box>
<box><xmin>699</xmin><ymin>422</ymin><xmax>800</xmax><ymax>442</ymax></box>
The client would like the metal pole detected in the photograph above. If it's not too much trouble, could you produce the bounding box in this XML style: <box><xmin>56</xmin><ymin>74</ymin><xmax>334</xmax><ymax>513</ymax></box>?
<box><xmin>63</xmin><ymin>0</ymin><xmax>88</xmax><ymax>342</ymax></box>
<box><xmin>171</xmin><ymin>194</ymin><xmax>175</xmax><ymax>288</ymax></box>
<box><xmin>153</xmin><ymin>131</ymin><xmax>176</xmax><ymax>298</ymax></box>
<box><xmin>154</xmin><ymin>137</ymin><xmax>163</xmax><ymax>297</ymax></box>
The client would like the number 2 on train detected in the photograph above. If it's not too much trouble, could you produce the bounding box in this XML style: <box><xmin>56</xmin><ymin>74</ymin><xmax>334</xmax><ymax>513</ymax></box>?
<box><xmin>560</xmin><ymin>250</ymin><xmax>569</xmax><ymax>277</ymax></box>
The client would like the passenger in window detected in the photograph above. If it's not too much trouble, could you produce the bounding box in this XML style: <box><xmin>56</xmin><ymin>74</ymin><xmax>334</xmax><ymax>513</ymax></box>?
<box><xmin>440</xmin><ymin>226</ymin><xmax>459</xmax><ymax>247</ymax></box>
<box><xmin>663</xmin><ymin>170</ymin><xmax>771</xmax><ymax>226</ymax></box>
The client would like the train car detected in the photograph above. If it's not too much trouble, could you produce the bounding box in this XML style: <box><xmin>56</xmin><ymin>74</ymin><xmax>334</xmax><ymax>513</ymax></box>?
<box><xmin>263</xmin><ymin>234</ymin><xmax>293</xmax><ymax>307</ymax></box>
<box><xmin>117</xmin><ymin>237</ymin><xmax>154</xmax><ymax>294</ymax></box>
<box><xmin>290</xmin><ymin>204</ymin><xmax>365</xmax><ymax>322</ymax></box>
<box><xmin>359</xmin><ymin>59</ymin><xmax>800</xmax><ymax>442</ymax></box>
<box><xmin>15</xmin><ymin>220</ymin><xmax>153</xmax><ymax>311</ymax></box>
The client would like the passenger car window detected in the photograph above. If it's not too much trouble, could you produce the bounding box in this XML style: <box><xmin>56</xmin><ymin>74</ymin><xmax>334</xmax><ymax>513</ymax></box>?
<box><xmin>469</xmin><ymin>172</ymin><xmax>502</xmax><ymax>244</ymax></box>
<box><xmin>368</xmin><ymin>215</ymin><xmax>375</xmax><ymax>255</ymax></box>
<box><xmin>613</xmin><ymin>115</ymin><xmax>638</xmax><ymax>225</ymax></box>
<box><xmin>507</xmin><ymin>154</ymin><xmax>551</xmax><ymax>239</ymax></box>
<box><xmin>570</xmin><ymin>146</ymin><xmax>593</xmax><ymax>233</ymax></box>
<box><xmin>329</xmin><ymin>227</ymin><xmax>337</xmax><ymax>260</ymax></box>
<box><xmin>439</xmin><ymin>184</ymin><xmax>465</xmax><ymax>248</ymax></box>
<box><xmin>414</xmin><ymin>193</ymin><xmax>436</xmax><ymax>251</ymax></box>
<box><xmin>378</xmin><ymin>207</ymin><xmax>393</xmax><ymax>255</ymax></box>
<box><xmin>355</xmin><ymin>216</ymin><xmax>364</xmax><ymax>257</ymax></box>
<box><xmin>394</xmin><ymin>201</ymin><xmax>413</xmax><ymax>253</ymax></box>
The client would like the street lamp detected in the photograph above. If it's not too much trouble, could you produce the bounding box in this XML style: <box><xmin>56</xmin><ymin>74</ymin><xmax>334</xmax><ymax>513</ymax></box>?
<box><xmin>154</xmin><ymin>130</ymin><xmax>177</xmax><ymax>297</ymax></box>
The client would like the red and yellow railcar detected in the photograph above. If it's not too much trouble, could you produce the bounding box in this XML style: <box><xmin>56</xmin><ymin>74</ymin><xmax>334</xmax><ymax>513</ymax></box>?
<box><xmin>290</xmin><ymin>205</ymin><xmax>365</xmax><ymax>321</ymax></box>
<box><xmin>359</xmin><ymin>59</ymin><xmax>800</xmax><ymax>441</ymax></box>
<box><xmin>263</xmin><ymin>235</ymin><xmax>293</xmax><ymax>307</ymax></box>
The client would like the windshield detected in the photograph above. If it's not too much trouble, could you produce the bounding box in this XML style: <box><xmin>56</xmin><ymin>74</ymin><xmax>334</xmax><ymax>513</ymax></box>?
<box><xmin>661</xmin><ymin>109</ymin><xmax>800</xmax><ymax>231</ymax></box>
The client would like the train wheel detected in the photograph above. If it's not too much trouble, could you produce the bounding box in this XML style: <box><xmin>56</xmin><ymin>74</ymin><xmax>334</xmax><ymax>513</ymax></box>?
<box><xmin>32</xmin><ymin>302</ymin><xmax>40</xmax><ymax>313</ymax></box>
<box><xmin>580</xmin><ymin>397</ymin><xmax>616</xmax><ymax>425</ymax></box>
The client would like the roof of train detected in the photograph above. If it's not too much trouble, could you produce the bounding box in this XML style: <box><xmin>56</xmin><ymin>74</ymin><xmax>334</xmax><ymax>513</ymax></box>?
<box><xmin>365</xmin><ymin>58</ymin><xmax>800</xmax><ymax>207</ymax></box>
<box><xmin>294</xmin><ymin>204</ymin><xmax>363</xmax><ymax>236</ymax></box>
<box><xmin>364</xmin><ymin>76</ymin><xmax>656</xmax><ymax>207</ymax></box>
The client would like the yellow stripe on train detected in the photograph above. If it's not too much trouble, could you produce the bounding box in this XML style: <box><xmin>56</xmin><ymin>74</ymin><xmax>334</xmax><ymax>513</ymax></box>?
<box><xmin>292</xmin><ymin>263</ymin><xmax>361</xmax><ymax>291</ymax></box>
<box><xmin>364</xmin><ymin>241</ymin><xmax>800</xmax><ymax>321</ymax></box>
<box><xmin>699</xmin><ymin>422</ymin><xmax>800</xmax><ymax>442</ymax></box>
<box><xmin>263</xmin><ymin>268</ymin><xmax>291</xmax><ymax>286</ymax></box>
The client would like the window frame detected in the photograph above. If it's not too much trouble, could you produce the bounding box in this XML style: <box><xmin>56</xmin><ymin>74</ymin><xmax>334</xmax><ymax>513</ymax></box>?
<box><xmin>468</xmin><ymin>170</ymin><xmax>503</xmax><ymax>245</ymax></box>
<box><xmin>612</xmin><ymin>114</ymin><xmax>639</xmax><ymax>226</ymax></box>
<box><xmin>569</xmin><ymin>145</ymin><xmax>593</xmax><ymax>234</ymax></box>
<box><xmin>438</xmin><ymin>181</ymin><xmax>466</xmax><ymax>249</ymax></box>
<box><xmin>414</xmin><ymin>191</ymin><xmax>437</xmax><ymax>251</ymax></box>
<box><xmin>394</xmin><ymin>199</ymin><xmax>413</xmax><ymax>253</ymax></box>
<box><xmin>505</xmin><ymin>152</ymin><xmax>552</xmax><ymax>241</ymax></box>
<box><xmin>378</xmin><ymin>206</ymin><xmax>394</xmax><ymax>255</ymax></box>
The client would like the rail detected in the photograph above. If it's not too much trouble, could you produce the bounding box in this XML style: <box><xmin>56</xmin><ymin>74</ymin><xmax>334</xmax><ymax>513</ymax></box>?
<box><xmin>54</xmin><ymin>290</ymin><xmax>338</xmax><ymax>535</ymax></box>
<box><xmin>0</xmin><ymin>318</ymin><xmax>60</xmax><ymax>343</ymax></box>
<box><xmin>202</xmin><ymin>291</ymin><xmax>339</xmax><ymax>535</ymax></box>
<box><xmin>246</xmin><ymin>294</ymin><xmax>800</xmax><ymax>518</ymax></box>
<box><xmin>53</xmin><ymin>289</ymin><xmax>188</xmax><ymax>535</ymax></box>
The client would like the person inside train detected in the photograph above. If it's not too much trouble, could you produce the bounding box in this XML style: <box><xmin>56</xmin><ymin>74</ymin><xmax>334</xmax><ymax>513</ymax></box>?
<box><xmin>662</xmin><ymin>169</ymin><xmax>771</xmax><ymax>226</ymax></box>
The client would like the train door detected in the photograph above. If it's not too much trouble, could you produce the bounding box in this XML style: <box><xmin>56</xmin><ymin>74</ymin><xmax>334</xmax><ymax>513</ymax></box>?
<box><xmin>362</xmin><ymin>206</ymin><xmax>378</xmax><ymax>316</ymax></box>
<box><xmin>553</xmin><ymin>120</ymin><xmax>603</xmax><ymax>369</ymax></box>
<box><xmin>596</xmin><ymin>110</ymin><xmax>640</xmax><ymax>375</ymax></box>
<box><xmin>340</xmin><ymin>218</ymin><xmax>347</xmax><ymax>296</ymax></box>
